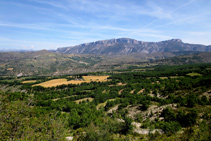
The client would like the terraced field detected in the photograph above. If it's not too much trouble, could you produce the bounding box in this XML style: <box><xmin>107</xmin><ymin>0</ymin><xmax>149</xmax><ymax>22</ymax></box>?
<box><xmin>75</xmin><ymin>97</ymin><xmax>93</xmax><ymax>104</ymax></box>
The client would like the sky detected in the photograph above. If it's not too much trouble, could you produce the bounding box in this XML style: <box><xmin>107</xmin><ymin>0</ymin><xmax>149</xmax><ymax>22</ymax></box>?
<box><xmin>0</xmin><ymin>0</ymin><xmax>210</xmax><ymax>51</ymax></box>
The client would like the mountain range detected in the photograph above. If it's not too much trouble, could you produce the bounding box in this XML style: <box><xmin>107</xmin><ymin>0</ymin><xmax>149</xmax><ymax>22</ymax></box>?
<box><xmin>57</xmin><ymin>38</ymin><xmax>211</xmax><ymax>55</ymax></box>
<box><xmin>1</xmin><ymin>38</ymin><xmax>211</xmax><ymax>76</ymax></box>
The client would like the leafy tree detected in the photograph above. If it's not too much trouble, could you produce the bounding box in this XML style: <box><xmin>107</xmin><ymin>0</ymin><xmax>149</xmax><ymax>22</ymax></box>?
<box><xmin>159</xmin><ymin>121</ymin><xmax>181</xmax><ymax>134</ymax></box>
<box><xmin>162</xmin><ymin>107</ymin><xmax>176</xmax><ymax>122</ymax></box>
<box><xmin>122</xmin><ymin>116</ymin><xmax>133</xmax><ymax>134</ymax></box>
<box><xmin>201</xmin><ymin>96</ymin><xmax>208</xmax><ymax>105</ymax></box>
<box><xmin>0</xmin><ymin>93</ymin><xmax>68</xmax><ymax>140</ymax></box>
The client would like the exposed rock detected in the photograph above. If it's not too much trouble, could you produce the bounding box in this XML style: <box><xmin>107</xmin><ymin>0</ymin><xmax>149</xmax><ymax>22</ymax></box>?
<box><xmin>66</xmin><ymin>136</ymin><xmax>73</xmax><ymax>141</ymax></box>
<box><xmin>134</xmin><ymin>129</ymin><xmax>164</xmax><ymax>134</ymax></box>
<box><xmin>127</xmin><ymin>104</ymin><xmax>177</xmax><ymax>121</ymax></box>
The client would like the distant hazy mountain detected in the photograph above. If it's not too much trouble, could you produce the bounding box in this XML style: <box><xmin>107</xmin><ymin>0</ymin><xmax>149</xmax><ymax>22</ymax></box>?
<box><xmin>0</xmin><ymin>49</ymin><xmax>34</xmax><ymax>52</ymax></box>
<box><xmin>57</xmin><ymin>38</ymin><xmax>211</xmax><ymax>55</ymax></box>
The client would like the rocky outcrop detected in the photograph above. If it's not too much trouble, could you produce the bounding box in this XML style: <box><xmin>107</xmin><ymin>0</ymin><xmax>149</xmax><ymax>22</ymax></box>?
<box><xmin>134</xmin><ymin>129</ymin><xmax>164</xmax><ymax>134</ymax></box>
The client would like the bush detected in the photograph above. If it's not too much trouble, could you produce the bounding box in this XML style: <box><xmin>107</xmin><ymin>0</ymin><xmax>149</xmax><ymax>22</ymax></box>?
<box><xmin>159</xmin><ymin>121</ymin><xmax>181</xmax><ymax>134</ymax></box>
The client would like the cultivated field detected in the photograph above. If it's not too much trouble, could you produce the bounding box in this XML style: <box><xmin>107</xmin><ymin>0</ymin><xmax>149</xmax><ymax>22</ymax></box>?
<box><xmin>33</xmin><ymin>76</ymin><xmax>110</xmax><ymax>88</ymax></box>
<box><xmin>33</xmin><ymin>79</ymin><xmax>87</xmax><ymax>87</ymax></box>
<box><xmin>82</xmin><ymin>75</ymin><xmax>110</xmax><ymax>82</ymax></box>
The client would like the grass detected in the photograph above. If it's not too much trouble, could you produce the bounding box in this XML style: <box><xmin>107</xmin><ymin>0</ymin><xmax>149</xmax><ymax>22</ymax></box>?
<box><xmin>169</xmin><ymin>76</ymin><xmax>184</xmax><ymax>79</ymax></box>
<box><xmin>7</xmin><ymin>68</ymin><xmax>14</xmax><ymax>71</ymax></box>
<box><xmin>52</xmin><ymin>95</ymin><xmax>76</xmax><ymax>101</ymax></box>
<box><xmin>159</xmin><ymin>76</ymin><xmax>184</xmax><ymax>79</ymax></box>
<box><xmin>82</xmin><ymin>75</ymin><xmax>109</xmax><ymax>82</ymax></box>
<box><xmin>96</xmin><ymin>99</ymin><xmax>116</xmax><ymax>109</ymax></box>
<box><xmin>138</xmin><ymin>89</ymin><xmax>145</xmax><ymax>94</ymax></box>
<box><xmin>109</xmin><ymin>82</ymin><xmax>127</xmax><ymax>87</ymax></box>
<box><xmin>159</xmin><ymin>77</ymin><xmax>168</xmax><ymax>79</ymax></box>
<box><xmin>22</xmin><ymin>80</ymin><xmax>37</xmax><ymax>83</ymax></box>
<box><xmin>75</xmin><ymin>97</ymin><xmax>93</xmax><ymax>104</ymax></box>
<box><xmin>186</xmin><ymin>72</ymin><xmax>202</xmax><ymax>76</ymax></box>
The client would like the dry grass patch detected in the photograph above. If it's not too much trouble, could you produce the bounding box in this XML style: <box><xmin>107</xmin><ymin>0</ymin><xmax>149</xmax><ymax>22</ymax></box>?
<box><xmin>33</xmin><ymin>76</ymin><xmax>110</xmax><ymax>88</ymax></box>
<box><xmin>0</xmin><ymin>64</ymin><xmax>7</xmax><ymax>67</ymax></box>
<box><xmin>7</xmin><ymin>68</ymin><xmax>14</xmax><ymax>71</ymax></box>
<box><xmin>33</xmin><ymin>79</ymin><xmax>87</xmax><ymax>88</ymax></box>
<box><xmin>82</xmin><ymin>76</ymin><xmax>110</xmax><ymax>82</ymax></box>
<box><xmin>96</xmin><ymin>99</ymin><xmax>116</xmax><ymax>109</ymax></box>
<box><xmin>187</xmin><ymin>72</ymin><xmax>202</xmax><ymax>77</ymax></box>
<box><xmin>52</xmin><ymin>95</ymin><xmax>76</xmax><ymax>101</ymax></box>
<box><xmin>138</xmin><ymin>89</ymin><xmax>145</xmax><ymax>94</ymax></box>
<box><xmin>169</xmin><ymin>76</ymin><xmax>183</xmax><ymax>79</ymax></box>
<box><xmin>151</xmin><ymin>81</ymin><xmax>160</xmax><ymax>84</ymax></box>
<box><xmin>159</xmin><ymin>77</ymin><xmax>168</xmax><ymax>79</ymax></box>
<box><xmin>75</xmin><ymin>97</ymin><xmax>93</xmax><ymax>104</ymax></box>
<box><xmin>119</xmin><ymin>89</ymin><xmax>124</xmax><ymax>95</ymax></box>
<box><xmin>130</xmin><ymin>89</ymin><xmax>135</xmax><ymax>94</ymax></box>
<box><xmin>22</xmin><ymin>80</ymin><xmax>37</xmax><ymax>83</ymax></box>
<box><xmin>109</xmin><ymin>82</ymin><xmax>127</xmax><ymax>87</ymax></box>
<box><xmin>117</xmin><ymin>82</ymin><xmax>126</xmax><ymax>86</ymax></box>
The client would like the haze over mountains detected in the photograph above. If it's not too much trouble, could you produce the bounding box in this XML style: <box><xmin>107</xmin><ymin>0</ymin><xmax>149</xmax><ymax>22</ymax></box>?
<box><xmin>57</xmin><ymin>38</ymin><xmax>211</xmax><ymax>55</ymax></box>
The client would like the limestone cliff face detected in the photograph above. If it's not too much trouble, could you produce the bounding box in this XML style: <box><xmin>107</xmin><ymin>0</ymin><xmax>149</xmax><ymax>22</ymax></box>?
<box><xmin>57</xmin><ymin>38</ymin><xmax>211</xmax><ymax>55</ymax></box>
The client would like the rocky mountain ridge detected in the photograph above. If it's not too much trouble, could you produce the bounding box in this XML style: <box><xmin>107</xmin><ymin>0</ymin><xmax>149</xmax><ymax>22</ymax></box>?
<box><xmin>57</xmin><ymin>38</ymin><xmax>211</xmax><ymax>55</ymax></box>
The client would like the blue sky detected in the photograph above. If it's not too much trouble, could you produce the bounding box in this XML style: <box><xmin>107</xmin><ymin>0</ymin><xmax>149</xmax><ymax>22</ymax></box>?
<box><xmin>0</xmin><ymin>0</ymin><xmax>210</xmax><ymax>50</ymax></box>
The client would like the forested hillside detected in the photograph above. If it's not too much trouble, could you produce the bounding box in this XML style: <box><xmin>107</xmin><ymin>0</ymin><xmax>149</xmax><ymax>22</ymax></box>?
<box><xmin>1</xmin><ymin>63</ymin><xmax>211</xmax><ymax>140</ymax></box>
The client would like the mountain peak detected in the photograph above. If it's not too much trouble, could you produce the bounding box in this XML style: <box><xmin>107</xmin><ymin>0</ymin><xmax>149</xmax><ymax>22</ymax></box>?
<box><xmin>57</xmin><ymin>38</ymin><xmax>210</xmax><ymax>55</ymax></box>
<box><xmin>171</xmin><ymin>39</ymin><xmax>182</xmax><ymax>42</ymax></box>
<box><xmin>92</xmin><ymin>38</ymin><xmax>138</xmax><ymax>45</ymax></box>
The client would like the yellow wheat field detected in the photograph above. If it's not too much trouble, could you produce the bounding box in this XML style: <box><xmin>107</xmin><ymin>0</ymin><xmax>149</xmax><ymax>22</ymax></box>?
<box><xmin>33</xmin><ymin>79</ymin><xmax>87</xmax><ymax>87</ymax></box>
<box><xmin>82</xmin><ymin>75</ymin><xmax>110</xmax><ymax>82</ymax></box>
<box><xmin>33</xmin><ymin>76</ymin><xmax>110</xmax><ymax>88</ymax></box>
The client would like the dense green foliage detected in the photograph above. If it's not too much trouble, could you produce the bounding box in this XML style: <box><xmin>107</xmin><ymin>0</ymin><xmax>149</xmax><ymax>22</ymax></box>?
<box><xmin>0</xmin><ymin>63</ymin><xmax>211</xmax><ymax>140</ymax></box>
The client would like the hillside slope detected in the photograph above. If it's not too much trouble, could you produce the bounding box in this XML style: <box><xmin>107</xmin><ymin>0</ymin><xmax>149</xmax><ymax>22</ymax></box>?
<box><xmin>155</xmin><ymin>52</ymin><xmax>211</xmax><ymax>65</ymax></box>
<box><xmin>1</xmin><ymin>50</ymin><xmax>211</xmax><ymax>76</ymax></box>
<box><xmin>0</xmin><ymin>50</ymin><xmax>104</xmax><ymax>76</ymax></box>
